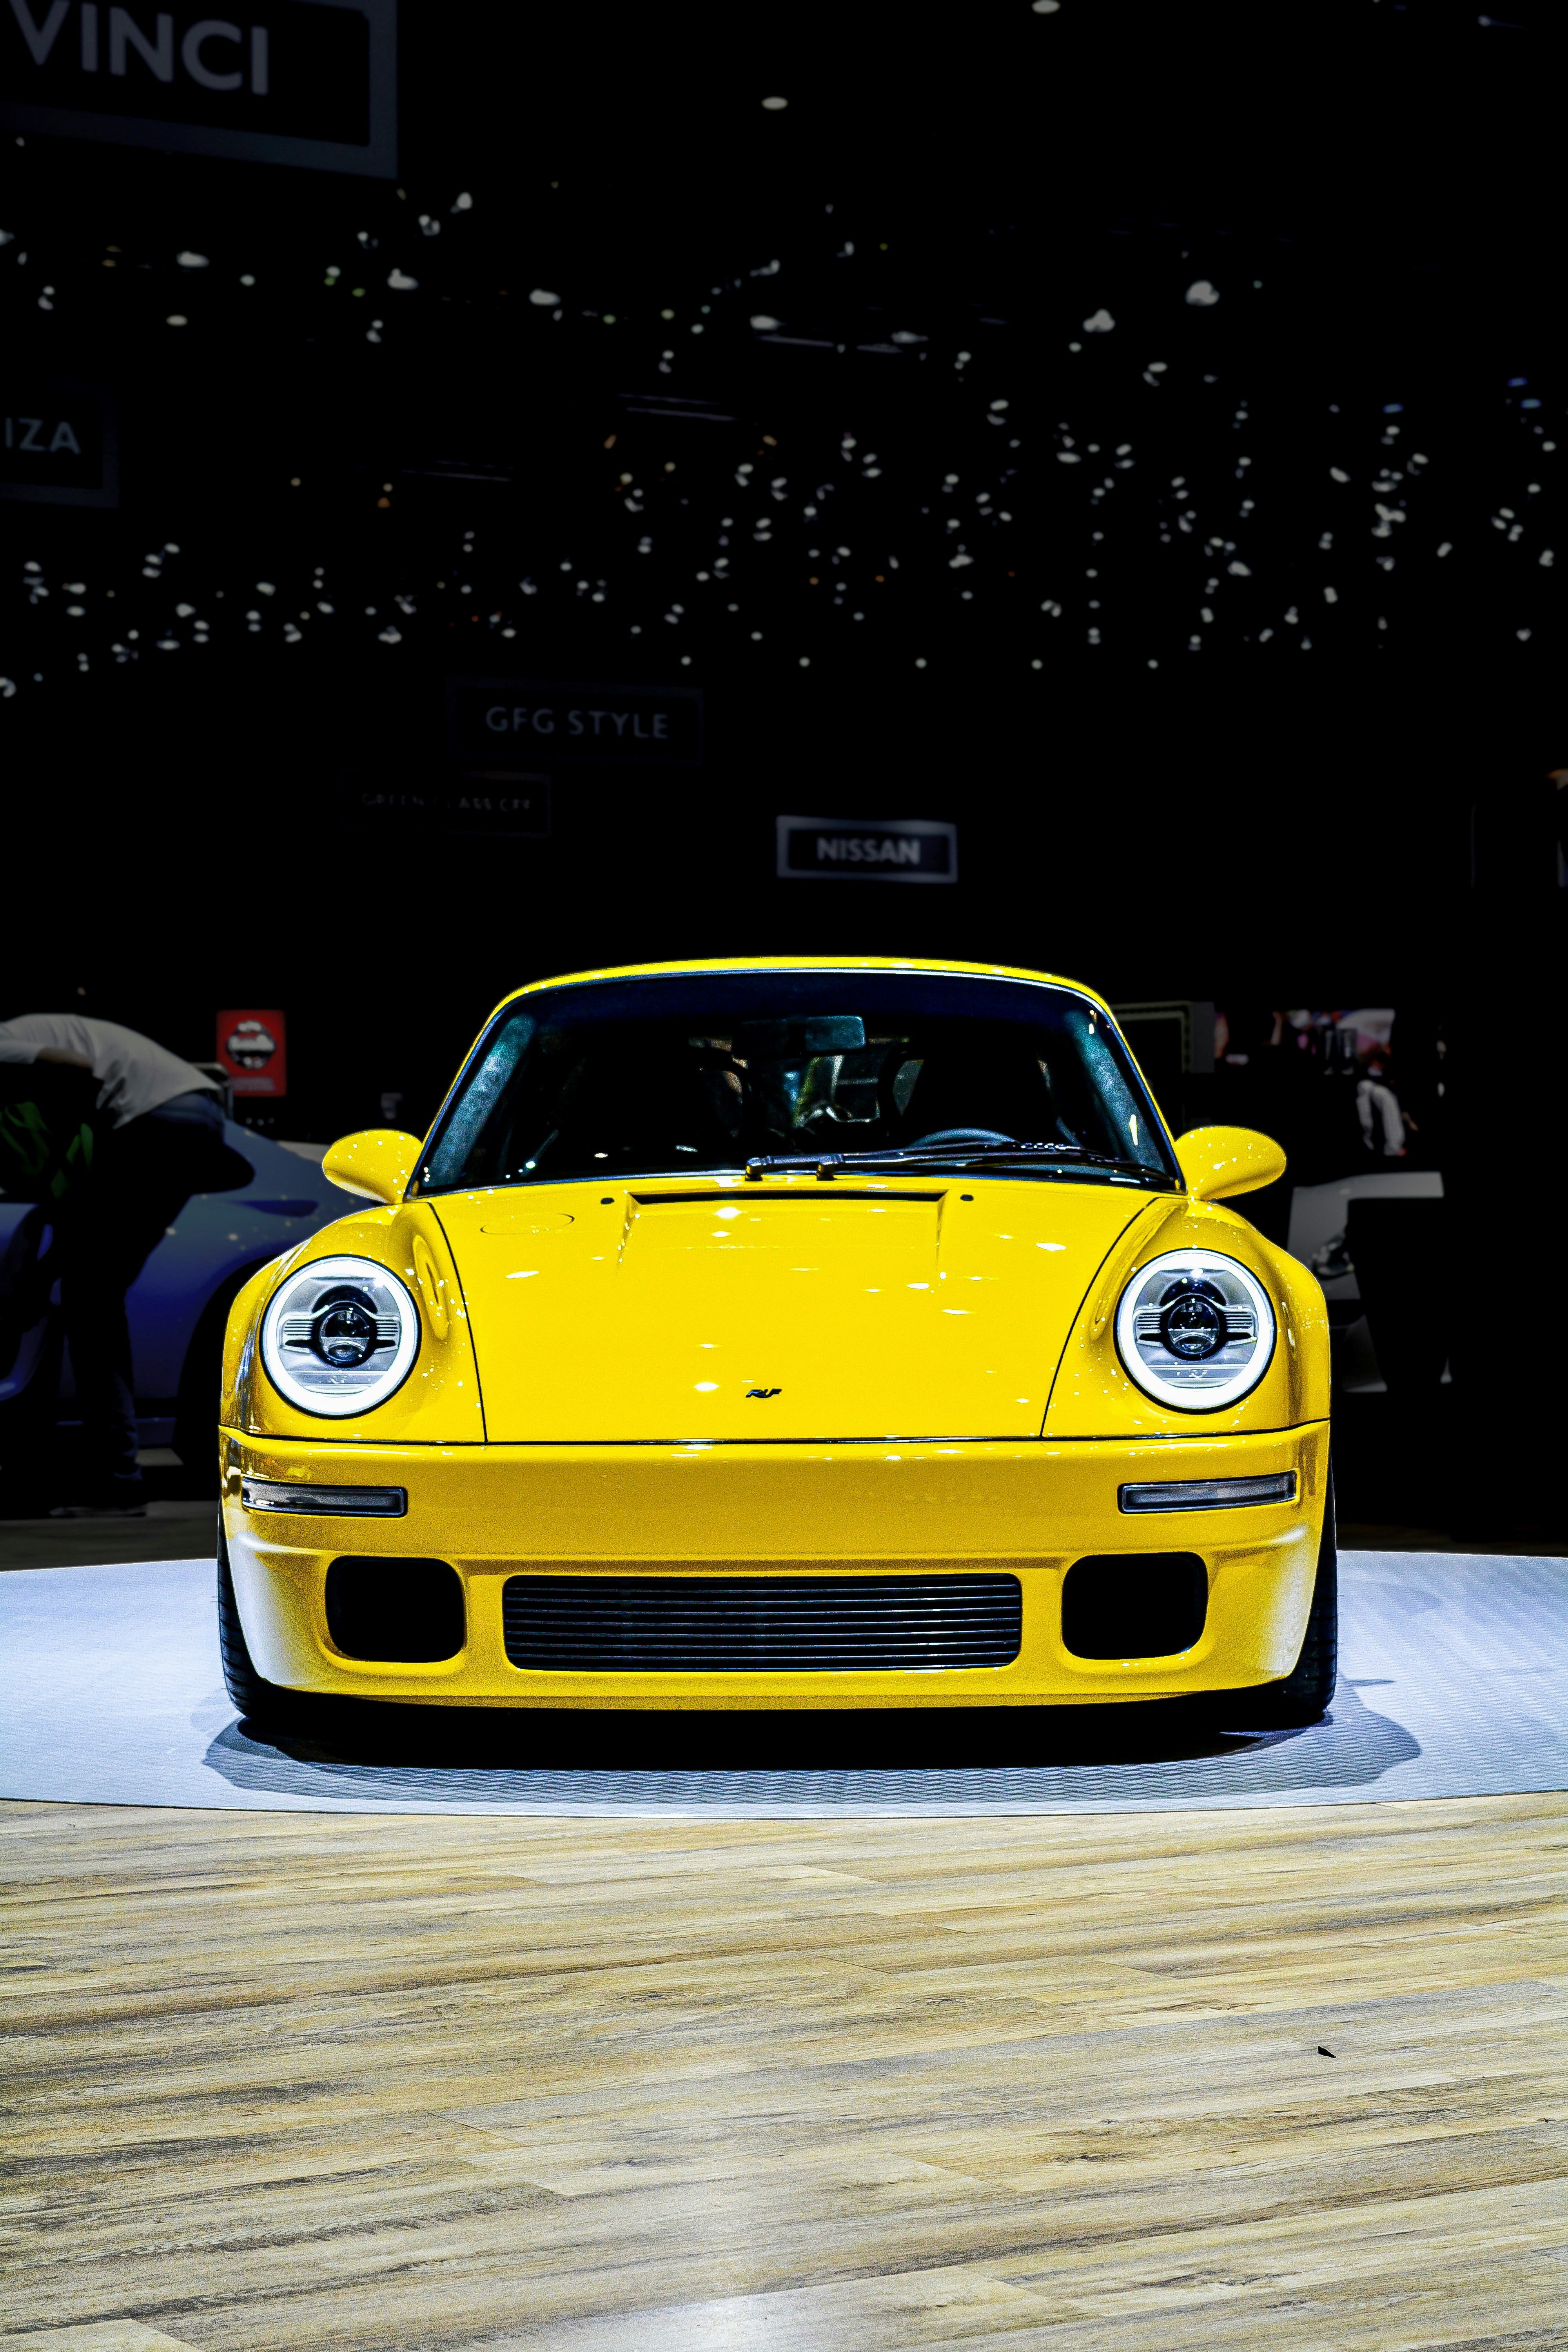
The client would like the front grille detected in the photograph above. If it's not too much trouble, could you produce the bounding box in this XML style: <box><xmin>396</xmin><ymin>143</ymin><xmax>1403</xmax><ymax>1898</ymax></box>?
<box><xmin>501</xmin><ymin>1572</ymin><xmax>1023</xmax><ymax>1673</ymax></box>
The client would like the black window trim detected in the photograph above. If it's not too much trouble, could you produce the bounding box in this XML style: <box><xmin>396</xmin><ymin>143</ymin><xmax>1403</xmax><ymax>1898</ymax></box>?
<box><xmin>410</xmin><ymin>965</ymin><xmax>1180</xmax><ymax>1200</ymax></box>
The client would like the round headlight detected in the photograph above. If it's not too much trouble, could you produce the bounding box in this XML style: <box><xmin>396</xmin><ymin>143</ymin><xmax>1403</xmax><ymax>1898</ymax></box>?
<box><xmin>1114</xmin><ymin>1248</ymin><xmax>1276</xmax><ymax>1410</ymax></box>
<box><xmin>259</xmin><ymin>1254</ymin><xmax>419</xmax><ymax>1417</ymax></box>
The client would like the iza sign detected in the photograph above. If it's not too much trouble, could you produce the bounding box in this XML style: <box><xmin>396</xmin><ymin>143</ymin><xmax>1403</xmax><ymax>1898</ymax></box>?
<box><xmin>0</xmin><ymin>0</ymin><xmax>396</xmax><ymax>176</ymax></box>
<box><xmin>776</xmin><ymin>815</ymin><xmax>958</xmax><ymax>886</ymax></box>
<box><xmin>1</xmin><ymin>379</ymin><xmax>116</xmax><ymax>505</ymax></box>
<box><xmin>448</xmin><ymin>678</ymin><xmax>703</xmax><ymax>767</ymax></box>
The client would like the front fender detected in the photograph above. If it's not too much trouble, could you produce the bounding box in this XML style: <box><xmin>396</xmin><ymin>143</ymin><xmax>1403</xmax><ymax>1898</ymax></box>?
<box><xmin>223</xmin><ymin>1205</ymin><xmax>486</xmax><ymax>1445</ymax></box>
<box><xmin>1043</xmin><ymin>1198</ymin><xmax>1330</xmax><ymax>1437</ymax></box>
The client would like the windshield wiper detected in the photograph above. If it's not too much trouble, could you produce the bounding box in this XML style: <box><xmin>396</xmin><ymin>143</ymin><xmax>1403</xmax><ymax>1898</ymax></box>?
<box><xmin>744</xmin><ymin>1140</ymin><xmax>1172</xmax><ymax>1185</ymax></box>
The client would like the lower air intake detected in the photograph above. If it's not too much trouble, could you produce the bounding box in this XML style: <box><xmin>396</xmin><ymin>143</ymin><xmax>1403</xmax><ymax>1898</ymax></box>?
<box><xmin>1061</xmin><ymin>1552</ymin><xmax>1209</xmax><ymax>1659</ymax></box>
<box><xmin>501</xmin><ymin>1572</ymin><xmax>1023</xmax><ymax>1673</ymax></box>
<box><xmin>325</xmin><ymin>1558</ymin><xmax>466</xmax><ymax>1662</ymax></box>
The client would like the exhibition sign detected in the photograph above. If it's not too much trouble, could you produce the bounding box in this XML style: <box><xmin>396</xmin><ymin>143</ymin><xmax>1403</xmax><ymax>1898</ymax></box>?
<box><xmin>448</xmin><ymin>678</ymin><xmax>704</xmax><ymax>767</ymax></box>
<box><xmin>0</xmin><ymin>379</ymin><xmax>117</xmax><ymax>506</ymax></box>
<box><xmin>349</xmin><ymin>775</ymin><xmax>551</xmax><ymax>840</ymax></box>
<box><xmin>0</xmin><ymin>0</ymin><xmax>396</xmax><ymax>176</ymax></box>
<box><xmin>216</xmin><ymin>1008</ymin><xmax>286</xmax><ymax>1098</ymax></box>
<box><xmin>775</xmin><ymin>815</ymin><xmax>958</xmax><ymax>885</ymax></box>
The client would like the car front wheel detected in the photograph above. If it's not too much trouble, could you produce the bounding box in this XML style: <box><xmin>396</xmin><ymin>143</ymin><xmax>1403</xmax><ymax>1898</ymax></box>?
<box><xmin>217</xmin><ymin>1515</ymin><xmax>308</xmax><ymax>1737</ymax></box>
<box><xmin>1218</xmin><ymin>1468</ymin><xmax>1339</xmax><ymax>1729</ymax></box>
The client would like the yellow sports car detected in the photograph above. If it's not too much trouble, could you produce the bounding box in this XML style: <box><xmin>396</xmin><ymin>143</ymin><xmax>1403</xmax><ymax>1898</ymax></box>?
<box><xmin>217</xmin><ymin>958</ymin><xmax>1334</xmax><ymax>1734</ymax></box>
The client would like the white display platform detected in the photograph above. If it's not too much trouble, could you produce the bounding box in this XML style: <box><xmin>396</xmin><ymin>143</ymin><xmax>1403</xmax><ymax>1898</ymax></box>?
<box><xmin>0</xmin><ymin>1550</ymin><xmax>1563</xmax><ymax>1816</ymax></box>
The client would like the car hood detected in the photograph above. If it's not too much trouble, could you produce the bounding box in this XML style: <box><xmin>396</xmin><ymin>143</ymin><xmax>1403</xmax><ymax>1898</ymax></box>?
<box><xmin>431</xmin><ymin>1178</ymin><xmax>1158</xmax><ymax>1441</ymax></box>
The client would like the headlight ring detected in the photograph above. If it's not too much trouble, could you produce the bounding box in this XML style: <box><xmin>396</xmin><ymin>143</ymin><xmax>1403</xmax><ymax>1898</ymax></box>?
<box><xmin>259</xmin><ymin>1254</ymin><xmax>420</xmax><ymax>1417</ymax></box>
<box><xmin>1114</xmin><ymin>1248</ymin><xmax>1276</xmax><ymax>1411</ymax></box>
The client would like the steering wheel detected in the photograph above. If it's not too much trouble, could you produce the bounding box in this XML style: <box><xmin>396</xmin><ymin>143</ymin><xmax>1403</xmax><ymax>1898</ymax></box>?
<box><xmin>903</xmin><ymin>1127</ymin><xmax>1016</xmax><ymax>1148</ymax></box>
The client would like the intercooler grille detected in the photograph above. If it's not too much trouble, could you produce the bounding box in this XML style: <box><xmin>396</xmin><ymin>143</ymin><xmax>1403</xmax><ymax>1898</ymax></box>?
<box><xmin>501</xmin><ymin>1572</ymin><xmax>1023</xmax><ymax>1673</ymax></box>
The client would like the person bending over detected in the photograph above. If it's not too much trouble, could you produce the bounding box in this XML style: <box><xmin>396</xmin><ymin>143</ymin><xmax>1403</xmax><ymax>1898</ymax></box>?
<box><xmin>0</xmin><ymin>1014</ymin><xmax>226</xmax><ymax>1515</ymax></box>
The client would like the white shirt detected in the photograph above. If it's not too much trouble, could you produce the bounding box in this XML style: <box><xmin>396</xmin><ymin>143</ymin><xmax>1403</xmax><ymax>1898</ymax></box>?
<box><xmin>0</xmin><ymin>1014</ymin><xmax>220</xmax><ymax>1129</ymax></box>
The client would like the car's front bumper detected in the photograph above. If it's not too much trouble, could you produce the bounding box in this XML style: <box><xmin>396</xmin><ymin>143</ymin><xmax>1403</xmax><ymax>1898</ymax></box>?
<box><xmin>220</xmin><ymin>1423</ymin><xmax>1330</xmax><ymax>1710</ymax></box>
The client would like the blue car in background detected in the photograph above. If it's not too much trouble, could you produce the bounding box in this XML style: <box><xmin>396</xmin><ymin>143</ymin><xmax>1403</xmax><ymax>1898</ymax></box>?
<box><xmin>0</xmin><ymin>1117</ymin><xmax>345</xmax><ymax>1483</ymax></box>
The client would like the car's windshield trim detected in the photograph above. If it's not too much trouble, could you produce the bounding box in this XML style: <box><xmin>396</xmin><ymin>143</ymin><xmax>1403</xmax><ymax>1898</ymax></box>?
<box><xmin>412</xmin><ymin>967</ymin><xmax>1178</xmax><ymax>1198</ymax></box>
<box><xmin>416</xmin><ymin>966</ymin><xmax>1123</xmax><ymax>1172</ymax></box>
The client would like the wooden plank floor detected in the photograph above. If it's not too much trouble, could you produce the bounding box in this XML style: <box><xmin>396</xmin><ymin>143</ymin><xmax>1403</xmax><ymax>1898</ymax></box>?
<box><xmin>2</xmin><ymin>1795</ymin><xmax>1565</xmax><ymax>2351</ymax></box>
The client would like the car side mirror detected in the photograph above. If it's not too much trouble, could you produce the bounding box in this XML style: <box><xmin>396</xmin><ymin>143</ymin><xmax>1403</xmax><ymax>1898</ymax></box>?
<box><xmin>322</xmin><ymin>1128</ymin><xmax>422</xmax><ymax>1207</ymax></box>
<box><xmin>1174</xmin><ymin>1125</ymin><xmax>1287</xmax><ymax>1201</ymax></box>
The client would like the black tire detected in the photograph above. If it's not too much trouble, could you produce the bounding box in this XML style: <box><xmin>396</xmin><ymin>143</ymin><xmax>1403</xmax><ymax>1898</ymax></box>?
<box><xmin>217</xmin><ymin>1515</ymin><xmax>305</xmax><ymax>1735</ymax></box>
<box><xmin>1219</xmin><ymin>1470</ymin><xmax>1339</xmax><ymax>1729</ymax></box>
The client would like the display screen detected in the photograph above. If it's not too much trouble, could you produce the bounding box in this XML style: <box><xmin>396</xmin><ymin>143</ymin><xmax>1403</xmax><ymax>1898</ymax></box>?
<box><xmin>417</xmin><ymin>970</ymin><xmax>1178</xmax><ymax>1192</ymax></box>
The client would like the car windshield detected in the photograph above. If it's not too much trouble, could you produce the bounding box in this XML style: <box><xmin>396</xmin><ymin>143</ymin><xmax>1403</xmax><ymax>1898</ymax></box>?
<box><xmin>416</xmin><ymin>970</ymin><xmax>1178</xmax><ymax>1192</ymax></box>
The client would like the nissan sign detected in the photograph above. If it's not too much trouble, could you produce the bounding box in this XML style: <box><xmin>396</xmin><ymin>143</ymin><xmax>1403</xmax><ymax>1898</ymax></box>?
<box><xmin>777</xmin><ymin>815</ymin><xmax>958</xmax><ymax>885</ymax></box>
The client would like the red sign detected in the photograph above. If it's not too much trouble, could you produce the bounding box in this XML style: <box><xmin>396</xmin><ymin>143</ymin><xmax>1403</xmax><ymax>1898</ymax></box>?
<box><xmin>217</xmin><ymin>1009</ymin><xmax>287</xmax><ymax>1098</ymax></box>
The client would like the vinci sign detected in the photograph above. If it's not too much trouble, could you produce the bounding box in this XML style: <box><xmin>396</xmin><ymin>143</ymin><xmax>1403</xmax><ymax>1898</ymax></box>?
<box><xmin>0</xmin><ymin>0</ymin><xmax>396</xmax><ymax>175</ymax></box>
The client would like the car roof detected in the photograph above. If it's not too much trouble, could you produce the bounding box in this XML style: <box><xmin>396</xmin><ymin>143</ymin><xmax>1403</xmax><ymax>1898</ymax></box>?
<box><xmin>486</xmin><ymin>956</ymin><xmax>1114</xmax><ymax>1023</ymax></box>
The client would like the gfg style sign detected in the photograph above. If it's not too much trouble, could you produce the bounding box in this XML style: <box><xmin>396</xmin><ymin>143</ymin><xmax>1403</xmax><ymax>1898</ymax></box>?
<box><xmin>0</xmin><ymin>0</ymin><xmax>396</xmax><ymax>176</ymax></box>
<box><xmin>448</xmin><ymin>678</ymin><xmax>704</xmax><ymax>767</ymax></box>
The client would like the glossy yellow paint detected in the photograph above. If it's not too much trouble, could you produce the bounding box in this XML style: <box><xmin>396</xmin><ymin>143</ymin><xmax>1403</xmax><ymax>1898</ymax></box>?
<box><xmin>223</xmin><ymin>1202</ymin><xmax>483</xmax><ymax>1446</ymax></box>
<box><xmin>221</xmin><ymin>1421</ymin><xmax>1329</xmax><ymax>1709</ymax></box>
<box><xmin>321</xmin><ymin>1125</ymin><xmax>423</xmax><ymax>1205</ymax></box>
<box><xmin>1045</xmin><ymin>1195</ymin><xmax>1330</xmax><ymax>1439</ymax></box>
<box><xmin>1176</xmin><ymin>1124</ymin><xmax>1289</xmax><ymax>1201</ymax></box>
<box><xmin>220</xmin><ymin>956</ymin><xmax>1332</xmax><ymax>1710</ymax></box>
<box><xmin>431</xmin><ymin>1174</ymin><xmax>1154</xmax><ymax>1444</ymax></box>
